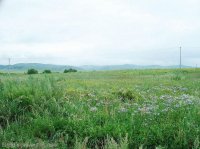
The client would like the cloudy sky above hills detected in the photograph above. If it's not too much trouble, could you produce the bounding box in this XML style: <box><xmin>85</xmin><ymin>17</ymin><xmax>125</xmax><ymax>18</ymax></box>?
<box><xmin>0</xmin><ymin>0</ymin><xmax>200</xmax><ymax>66</ymax></box>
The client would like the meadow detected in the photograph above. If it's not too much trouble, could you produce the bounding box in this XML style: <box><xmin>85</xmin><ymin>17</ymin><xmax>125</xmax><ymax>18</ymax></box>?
<box><xmin>0</xmin><ymin>69</ymin><xmax>200</xmax><ymax>149</ymax></box>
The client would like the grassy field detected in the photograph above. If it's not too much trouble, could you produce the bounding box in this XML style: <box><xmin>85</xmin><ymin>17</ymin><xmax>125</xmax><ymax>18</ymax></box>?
<box><xmin>0</xmin><ymin>69</ymin><xmax>200</xmax><ymax>149</ymax></box>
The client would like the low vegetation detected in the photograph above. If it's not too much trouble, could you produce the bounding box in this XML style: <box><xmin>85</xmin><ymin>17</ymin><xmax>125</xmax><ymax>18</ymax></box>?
<box><xmin>27</xmin><ymin>68</ymin><xmax>38</xmax><ymax>74</ymax></box>
<box><xmin>0</xmin><ymin>69</ymin><xmax>200</xmax><ymax>148</ymax></box>
<box><xmin>64</xmin><ymin>68</ymin><xmax>78</xmax><ymax>73</ymax></box>
<box><xmin>43</xmin><ymin>69</ymin><xmax>52</xmax><ymax>74</ymax></box>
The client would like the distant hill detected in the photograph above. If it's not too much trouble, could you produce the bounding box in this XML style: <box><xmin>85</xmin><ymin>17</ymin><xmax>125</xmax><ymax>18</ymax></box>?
<box><xmin>0</xmin><ymin>63</ymin><xmax>80</xmax><ymax>72</ymax></box>
<box><xmin>0</xmin><ymin>63</ymin><xmax>192</xmax><ymax>72</ymax></box>
<box><xmin>79</xmin><ymin>64</ymin><xmax>192</xmax><ymax>71</ymax></box>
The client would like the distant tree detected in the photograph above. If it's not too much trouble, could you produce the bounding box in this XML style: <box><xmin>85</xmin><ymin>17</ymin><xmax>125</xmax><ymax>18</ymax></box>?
<box><xmin>27</xmin><ymin>69</ymin><xmax>38</xmax><ymax>74</ymax></box>
<box><xmin>64</xmin><ymin>68</ymin><xmax>77</xmax><ymax>73</ymax></box>
<box><xmin>68</xmin><ymin>68</ymin><xmax>77</xmax><ymax>72</ymax></box>
<box><xmin>43</xmin><ymin>70</ymin><xmax>52</xmax><ymax>74</ymax></box>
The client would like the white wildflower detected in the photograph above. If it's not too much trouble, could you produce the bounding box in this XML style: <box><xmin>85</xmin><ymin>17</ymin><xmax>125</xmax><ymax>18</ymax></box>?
<box><xmin>90</xmin><ymin>107</ymin><xmax>98</xmax><ymax>112</ymax></box>
<box><xmin>118</xmin><ymin>107</ymin><xmax>128</xmax><ymax>113</ymax></box>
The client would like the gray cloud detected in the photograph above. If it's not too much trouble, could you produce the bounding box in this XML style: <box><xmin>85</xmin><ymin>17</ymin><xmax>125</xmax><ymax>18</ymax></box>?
<box><xmin>0</xmin><ymin>0</ymin><xmax>200</xmax><ymax>66</ymax></box>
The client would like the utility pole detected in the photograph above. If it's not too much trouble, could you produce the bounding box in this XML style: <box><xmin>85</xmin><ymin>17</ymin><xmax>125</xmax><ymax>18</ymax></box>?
<box><xmin>180</xmin><ymin>46</ymin><xmax>182</xmax><ymax>69</ymax></box>
<box><xmin>8</xmin><ymin>58</ymin><xmax>11</xmax><ymax>75</ymax></box>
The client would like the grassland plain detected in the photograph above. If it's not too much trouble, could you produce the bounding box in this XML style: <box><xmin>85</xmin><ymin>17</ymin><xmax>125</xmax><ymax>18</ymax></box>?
<box><xmin>0</xmin><ymin>69</ymin><xmax>200</xmax><ymax>149</ymax></box>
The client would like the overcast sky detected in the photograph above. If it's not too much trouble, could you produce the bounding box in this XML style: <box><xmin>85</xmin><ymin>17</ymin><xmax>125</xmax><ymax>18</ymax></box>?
<box><xmin>0</xmin><ymin>0</ymin><xmax>200</xmax><ymax>66</ymax></box>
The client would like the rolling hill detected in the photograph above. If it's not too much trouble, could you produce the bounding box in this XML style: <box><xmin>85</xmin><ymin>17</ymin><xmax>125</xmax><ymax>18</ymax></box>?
<box><xmin>0</xmin><ymin>63</ymin><xmax>192</xmax><ymax>72</ymax></box>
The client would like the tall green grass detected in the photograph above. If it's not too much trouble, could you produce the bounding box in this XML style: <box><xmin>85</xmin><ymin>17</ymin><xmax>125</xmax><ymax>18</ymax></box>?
<box><xmin>0</xmin><ymin>69</ymin><xmax>200</xmax><ymax>148</ymax></box>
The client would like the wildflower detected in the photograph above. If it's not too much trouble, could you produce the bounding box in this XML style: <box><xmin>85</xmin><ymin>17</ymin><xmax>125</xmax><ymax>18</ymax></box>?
<box><xmin>180</xmin><ymin>87</ymin><xmax>188</xmax><ymax>92</ymax></box>
<box><xmin>184</xmin><ymin>99</ymin><xmax>193</xmax><ymax>105</ymax></box>
<box><xmin>88</xmin><ymin>93</ymin><xmax>96</xmax><ymax>97</ymax></box>
<box><xmin>162</xmin><ymin>107</ymin><xmax>170</xmax><ymax>113</ymax></box>
<box><xmin>138</xmin><ymin>107</ymin><xmax>148</xmax><ymax>114</ymax></box>
<box><xmin>124</xmin><ymin>103</ymin><xmax>131</xmax><ymax>107</ymax></box>
<box><xmin>181</xmin><ymin>94</ymin><xmax>190</xmax><ymax>100</ymax></box>
<box><xmin>90</xmin><ymin>107</ymin><xmax>98</xmax><ymax>112</ymax></box>
<box><xmin>96</xmin><ymin>102</ymin><xmax>101</xmax><ymax>106</ymax></box>
<box><xmin>118</xmin><ymin>107</ymin><xmax>128</xmax><ymax>113</ymax></box>
<box><xmin>175</xmin><ymin>104</ymin><xmax>181</xmax><ymax>108</ymax></box>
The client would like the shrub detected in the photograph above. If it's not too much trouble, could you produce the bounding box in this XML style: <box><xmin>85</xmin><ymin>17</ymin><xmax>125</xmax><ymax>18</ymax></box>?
<box><xmin>43</xmin><ymin>70</ymin><xmax>52</xmax><ymax>74</ymax></box>
<box><xmin>64</xmin><ymin>68</ymin><xmax>77</xmax><ymax>73</ymax></box>
<box><xmin>116</xmin><ymin>89</ymin><xmax>142</xmax><ymax>102</ymax></box>
<box><xmin>27</xmin><ymin>69</ymin><xmax>38</xmax><ymax>74</ymax></box>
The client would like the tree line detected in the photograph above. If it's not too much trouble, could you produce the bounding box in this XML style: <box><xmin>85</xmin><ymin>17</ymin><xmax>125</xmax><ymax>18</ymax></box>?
<box><xmin>27</xmin><ymin>68</ymin><xmax>77</xmax><ymax>74</ymax></box>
